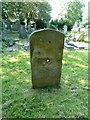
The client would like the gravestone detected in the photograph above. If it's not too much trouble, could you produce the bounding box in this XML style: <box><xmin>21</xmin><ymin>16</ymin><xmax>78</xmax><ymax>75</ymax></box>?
<box><xmin>2</xmin><ymin>19</ymin><xmax>11</xmax><ymax>31</ymax></box>
<box><xmin>11</xmin><ymin>20</ymin><xmax>20</xmax><ymax>31</ymax></box>
<box><xmin>63</xmin><ymin>25</ymin><xmax>67</xmax><ymax>35</ymax></box>
<box><xmin>6</xmin><ymin>20</ymin><xmax>11</xmax><ymax>31</ymax></box>
<box><xmin>30</xmin><ymin>29</ymin><xmax>64</xmax><ymax>88</ymax></box>
<box><xmin>28</xmin><ymin>25</ymin><xmax>35</xmax><ymax>34</ymax></box>
<box><xmin>2</xmin><ymin>19</ymin><xmax>10</xmax><ymax>34</ymax></box>
<box><xmin>19</xmin><ymin>24</ymin><xmax>27</xmax><ymax>39</ymax></box>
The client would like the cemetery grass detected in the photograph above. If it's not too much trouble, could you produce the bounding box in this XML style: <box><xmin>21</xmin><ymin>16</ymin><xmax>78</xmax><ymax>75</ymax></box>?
<box><xmin>2</xmin><ymin>47</ymin><xmax>88</xmax><ymax>118</ymax></box>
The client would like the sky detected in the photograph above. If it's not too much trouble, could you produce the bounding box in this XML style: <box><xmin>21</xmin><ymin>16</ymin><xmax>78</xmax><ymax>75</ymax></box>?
<box><xmin>49</xmin><ymin>0</ymin><xmax>90</xmax><ymax>20</ymax></box>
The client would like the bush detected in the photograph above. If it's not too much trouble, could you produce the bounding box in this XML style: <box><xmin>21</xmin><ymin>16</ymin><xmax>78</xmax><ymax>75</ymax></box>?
<box><xmin>50</xmin><ymin>19</ymin><xmax>58</xmax><ymax>29</ymax></box>
<box><xmin>83</xmin><ymin>22</ymin><xmax>90</xmax><ymax>28</ymax></box>
<box><xmin>36</xmin><ymin>19</ymin><xmax>47</xmax><ymax>30</ymax></box>
<box><xmin>2</xmin><ymin>36</ymin><xmax>15</xmax><ymax>49</ymax></box>
<box><xmin>50</xmin><ymin>19</ymin><xmax>73</xmax><ymax>31</ymax></box>
<box><xmin>49</xmin><ymin>24</ymin><xmax>57</xmax><ymax>30</ymax></box>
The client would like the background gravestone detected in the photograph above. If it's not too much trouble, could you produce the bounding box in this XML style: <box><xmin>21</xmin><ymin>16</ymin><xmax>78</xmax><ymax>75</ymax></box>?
<box><xmin>28</xmin><ymin>24</ymin><xmax>35</xmax><ymax>34</ymax></box>
<box><xmin>6</xmin><ymin>20</ymin><xmax>11</xmax><ymax>31</ymax></box>
<box><xmin>2</xmin><ymin>19</ymin><xmax>10</xmax><ymax>34</ymax></box>
<box><xmin>63</xmin><ymin>25</ymin><xmax>67</xmax><ymax>35</ymax></box>
<box><xmin>30</xmin><ymin>29</ymin><xmax>64</xmax><ymax>88</ymax></box>
<box><xmin>19</xmin><ymin>22</ymin><xmax>27</xmax><ymax>39</ymax></box>
<box><xmin>11</xmin><ymin>20</ymin><xmax>20</xmax><ymax>31</ymax></box>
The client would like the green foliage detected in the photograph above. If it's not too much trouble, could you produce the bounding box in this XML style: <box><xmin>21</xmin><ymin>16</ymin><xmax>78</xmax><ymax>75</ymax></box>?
<box><xmin>2</xmin><ymin>35</ymin><xmax>15</xmax><ymax>49</ymax></box>
<box><xmin>37</xmin><ymin>2</ymin><xmax>52</xmax><ymax>22</ymax></box>
<box><xmin>58</xmin><ymin>19</ymin><xmax>73</xmax><ymax>31</ymax></box>
<box><xmin>2</xmin><ymin>36</ymin><xmax>8</xmax><ymax>48</ymax></box>
<box><xmin>50</xmin><ymin>19</ymin><xmax>73</xmax><ymax>31</ymax></box>
<box><xmin>2</xmin><ymin>43</ymin><xmax>88</xmax><ymax>118</ymax></box>
<box><xmin>65</xmin><ymin>0</ymin><xmax>85</xmax><ymax>25</ymax></box>
<box><xmin>50</xmin><ymin>0</ymin><xmax>84</xmax><ymax>31</ymax></box>
<box><xmin>50</xmin><ymin>19</ymin><xmax>58</xmax><ymax>26</ymax></box>
<box><xmin>49</xmin><ymin>24</ymin><xmax>57</xmax><ymax>30</ymax></box>
<box><xmin>50</xmin><ymin>19</ymin><xmax>60</xmax><ymax>30</ymax></box>
<box><xmin>2</xmin><ymin>2</ymin><xmax>52</xmax><ymax>24</ymax></box>
<box><xmin>36</xmin><ymin>19</ymin><xmax>47</xmax><ymax>29</ymax></box>
<box><xmin>83</xmin><ymin>22</ymin><xmax>90</xmax><ymax>28</ymax></box>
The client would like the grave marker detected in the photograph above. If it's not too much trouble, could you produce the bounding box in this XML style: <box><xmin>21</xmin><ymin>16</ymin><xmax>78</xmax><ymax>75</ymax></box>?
<box><xmin>19</xmin><ymin>24</ymin><xmax>27</xmax><ymax>39</ymax></box>
<box><xmin>11</xmin><ymin>20</ymin><xmax>20</xmax><ymax>31</ymax></box>
<box><xmin>30</xmin><ymin>29</ymin><xmax>64</xmax><ymax>88</ymax></box>
<box><xmin>63</xmin><ymin>25</ymin><xmax>67</xmax><ymax>34</ymax></box>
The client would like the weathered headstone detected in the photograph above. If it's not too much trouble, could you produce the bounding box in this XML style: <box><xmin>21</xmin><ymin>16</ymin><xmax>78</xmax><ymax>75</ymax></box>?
<box><xmin>11</xmin><ymin>20</ymin><xmax>20</xmax><ymax>31</ymax></box>
<box><xmin>28</xmin><ymin>25</ymin><xmax>35</xmax><ymax>34</ymax></box>
<box><xmin>63</xmin><ymin>25</ymin><xmax>67</xmax><ymax>34</ymax></box>
<box><xmin>30</xmin><ymin>29</ymin><xmax>64</xmax><ymax>88</ymax></box>
<box><xmin>73</xmin><ymin>20</ymin><xmax>81</xmax><ymax>33</ymax></box>
<box><xmin>6</xmin><ymin>20</ymin><xmax>11</xmax><ymax>31</ymax></box>
<box><xmin>2</xmin><ymin>19</ymin><xmax>10</xmax><ymax>34</ymax></box>
<box><xmin>19</xmin><ymin>25</ymin><xmax>27</xmax><ymax>39</ymax></box>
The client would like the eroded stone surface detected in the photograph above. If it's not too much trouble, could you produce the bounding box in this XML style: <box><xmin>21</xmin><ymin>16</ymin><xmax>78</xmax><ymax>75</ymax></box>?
<box><xmin>30</xmin><ymin>29</ymin><xmax>64</xmax><ymax>88</ymax></box>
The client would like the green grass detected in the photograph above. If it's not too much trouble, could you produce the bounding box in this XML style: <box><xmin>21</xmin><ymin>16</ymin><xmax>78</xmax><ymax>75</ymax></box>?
<box><xmin>1</xmin><ymin>36</ymin><xmax>88</xmax><ymax>118</ymax></box>
<box><xmin>83</xmin><ymin>40</ymin><xmax>90</xmax><ymax>43</ymax></box>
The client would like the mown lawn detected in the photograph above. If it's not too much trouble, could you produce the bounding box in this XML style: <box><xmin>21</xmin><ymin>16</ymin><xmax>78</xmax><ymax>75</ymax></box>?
<box><xmin>1</xmin><ymin>44</ymin><xmax>88</xmax><ymax>118</ymax></box>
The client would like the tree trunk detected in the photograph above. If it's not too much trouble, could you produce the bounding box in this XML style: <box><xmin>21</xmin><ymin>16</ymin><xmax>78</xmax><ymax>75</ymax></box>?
<box><xmin>26</xmin><ymin>18</ymin><xmax>30</xmax><ymax>30</ymax></box>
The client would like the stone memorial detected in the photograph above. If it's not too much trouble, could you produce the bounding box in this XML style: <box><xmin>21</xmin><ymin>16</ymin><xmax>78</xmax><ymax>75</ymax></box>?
<box><xmin>30</xmin><ymin>29</ymin><xmax>64</xmax><ymax>88</ymax></box>
<box><xmin>2</xmin><ymin>19</ymin><xmax>10</xmax><ymax>34</ymax></box>
<box><xmin>11</xmin><ymin>20</ymin><xmax>20</xmax><ymax>31</ymax></box>
<box><xmin>19</xmin><ymin>23</ymin><xmax>27</xmax><ymax>39</ymax></box>
<box><xmin>63</xmin><ymin>25</ymin><xmax>67</xmax><ymax>35</ymax></box>
<box><xmin>28</xmin><ymin>25</ymin><xmax>35</xmax><ymax>34</ymax></box>
<box><xmin>6</xmin><ymin>20</ymin><xmax>11</xmax><ymax>31</ymax></box>
<box><xmin>72</xmin><ymin>20</ymin><xmax>80</xmax><ymax>33</ymax></box>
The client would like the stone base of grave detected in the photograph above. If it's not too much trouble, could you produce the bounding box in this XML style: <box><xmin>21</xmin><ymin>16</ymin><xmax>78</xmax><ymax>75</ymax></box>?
<box><xmin>64</xmin><ymin>44</ymin><xmax>74</xmax><ymax>49</ymax></box>
<box><xmin>64</xmin><ymin>41</ymin><xmax>88</xmax><ymax>50</ymax></box>
<box><xmin>3</xmin><ymin>46</ymin><xmax>18</xmax><ymax>52</ymax></box>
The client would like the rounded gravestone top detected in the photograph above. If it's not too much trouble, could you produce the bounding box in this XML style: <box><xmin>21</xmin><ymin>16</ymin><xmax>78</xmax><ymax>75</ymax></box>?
<box><xmin>30</xmin><ymin>28</ymin><xmax>64</xmax><ymax>37</ymax></box>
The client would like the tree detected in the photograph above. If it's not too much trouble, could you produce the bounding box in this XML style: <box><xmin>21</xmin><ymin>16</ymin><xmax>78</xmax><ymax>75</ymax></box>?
<box><xmin>2</xmin><ymin>2</ymin><xmax>52</xmax><ymax>26</ymax></box>
<box><xmin>50</xmin><ymin>18</ymin><xmax>73</xmax><ymax>31</ymax></box>
<box><xmin>37</xmin><ymin>2</ymin><xmax>51</xmax><ymax>22</ymax></box>
<box><xmin>65</xmin><ymin>0</ymin><xmax>85</xmax><ymax>25</ymax></box>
